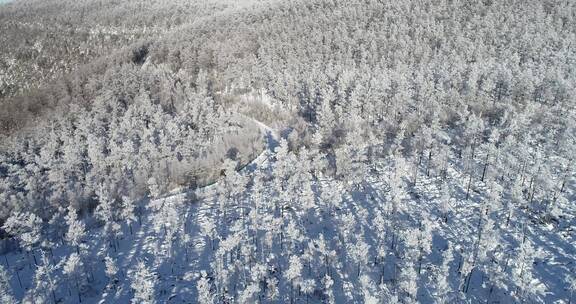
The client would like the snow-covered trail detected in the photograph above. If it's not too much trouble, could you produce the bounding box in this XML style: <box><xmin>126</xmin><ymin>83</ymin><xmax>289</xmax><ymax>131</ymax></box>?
<box><xmin>145</xmin><ymin>117</ymin><xmax>280</xmax><ymax>302</ymax></box>
<box><xmin>240</xmin><ymin>117</ymin><xmax>280</xmax><ymax>168</ymax></box>
<box><xmin>96</xmin><ymin>116</ymin><xmax>281</xmax><ymax>303</ymax></box>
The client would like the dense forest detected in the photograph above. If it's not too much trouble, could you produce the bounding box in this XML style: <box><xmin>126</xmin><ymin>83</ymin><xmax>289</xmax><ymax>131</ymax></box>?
<box><xmin>0</xmin><ymin>0</ymin><xmax>575</xmax><ymax>303</ymax></box>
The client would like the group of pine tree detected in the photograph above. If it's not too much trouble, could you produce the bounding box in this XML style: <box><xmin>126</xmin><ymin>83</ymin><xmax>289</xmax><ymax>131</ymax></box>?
<box><xmin>0</xmin><ymin>0</ymin><xmax>575</xmax><ymax>303</ymax></box>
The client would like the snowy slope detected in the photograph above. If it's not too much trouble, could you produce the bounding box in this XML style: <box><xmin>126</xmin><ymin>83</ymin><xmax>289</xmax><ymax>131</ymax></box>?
<box><xmin>2</xmin><ymin>114</ymin><xmax>574</xmax><ymax>303</ymax></box>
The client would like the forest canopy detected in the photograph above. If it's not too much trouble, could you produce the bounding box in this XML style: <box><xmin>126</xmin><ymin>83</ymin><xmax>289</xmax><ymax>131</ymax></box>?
<box><xmin>0</xmin><ymin>0</ymin><xmax>574</xmax><ymax>303</ymax></box>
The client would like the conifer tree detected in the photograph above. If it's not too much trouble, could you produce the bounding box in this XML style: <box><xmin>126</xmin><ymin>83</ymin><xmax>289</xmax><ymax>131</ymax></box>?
<box><xmin>512</xmin><ymin>240</ymin><xmax>545</xmax><ymax>302</ymax></box>
<box><xmin>28</xmin><ymin>252</ymin><xmax>58</xmax><ymax>304</ymax></box>
<box><xmin>95</xmin><ymin>186</ymin><xmax>122</xmax><ymax>252</ymax></box>
<box><xmin>285</xmin><ymin>255</ymin><xmax>303</xmax><ymax>301</ymax></box>
<box><xmin>2</xmin><ymin>211</ymin><xmax>42</xmax><ymax>265</ymax></box>
<box><xmin>62</xmin><ymin>252</ymin><xmax>85</xmax><ymax>303</ymax></box>
<box><xmin>121</xmin><ymin>195</ymin><xmax>138</xmax><ymax>234</ymax></box>
<box><xmin>105</xmin><ymin>256</ymin><xmax>119</xmax><ymax>289</ymax></box>
<box><xmin>434</xmin><ymin>243</ymin><xmax>455</xmax><ymax>303</ymax></box>
<box><xmin>129</xmin><ymin>261</ymin><xmax>157</xmax><ymax>304</ymax></box>
<box><xmin>197</xmin><ymin>270</ymin><xmax>213</xmax><ymax>304</ymax></box>
<box><xmin>65</xmin><ymin>205</ymin><xmax>86</xmax><ymax>254</ymax></box>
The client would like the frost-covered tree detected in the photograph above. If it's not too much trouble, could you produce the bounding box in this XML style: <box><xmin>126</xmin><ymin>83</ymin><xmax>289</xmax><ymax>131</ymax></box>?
<box><xmin>359</xmin><ymin>275</ymin><xmax>381</xmax><ymax>304</ymax></box>
<box><xmin>238</xmin><ymin>282</ymin><xmax>260</xmax><ymax>304</ymax></box>
<box><xmin>479</xmin><ymin>129</ymin><xmax>501</xmax><ymax>182</ymax></box>
<box><xmin>439</xmin><ymin>184</ymin><xmax>452</xmax><ymax>223</ymax></box>
<box><xmin>105</xmin><ymin>256</ymin><xmax>119</xmax><ymax>289</ymax></box>
<box><xmin>463</xmin><ymin>215</ymin><xmax>499</xmax><ymax>293</ymax></box>
<box><xmin>197</xmin><ymin>270</ymin><xmax>213</xmax><ymax>304</ymax></box>
<box><xmin>416</xmin><ymin>218</ymin><xmax>435</xmax><ymax>274</ymax></box>
<box><xmin>266</xmin><ymin>277</ymin><xmax>279</xmax><ymax>301</ymax></box>
<box><xmin>300</xmin><ymin>278</ymin><xmax>316</xmax><ymax>303</ymax></box>
<box><xmin>348</xmin><ymin>236</ymin><xmax>370</xmax><ymax>277</ymax></box>
<box><xmin>149</xmin><ymin>195</ymin><xmax>185</xmax><ymax>264</ymax></box>
<box><xmin>201</xmin><ymin>216</ymin><xmax>217</xmax><ymax>251</ymax></box>
<box><xmin>46</xmin><ymin>206</ymin><xmax>67</xmax><ymax>249</ymax></box>
<box><xmin>129</xmin><ymin>261</ymin><xmax>157</xmax><ymax>304</ymax></box>
<box><xmin>321</xmin><ymin>274</ymin><xmax>335</xmax><ymax>304</ymax></box>
<box><xmin>95</xmin><ymin>186</ymin><xmax>122</xmax><ymax>252</ymax></box>
<box><xmin>62</xmin><ymin>252</ymin><xmax>85</xmax><ymax>303</ymax></box>
<box><xmin>399</xmin><ymin>230</ymin><xmax>420</xmax><ymax>302</ymax></box>
<box><xmin>434</xmin><ymin>243</ymin><xmax>455</xmax><ymax>303</ymax></box>
<box><xmin>148</xmin><ymin>177</ymin><xmax>161</xmax><ymax>199</ymax></box>
<box><xmin>512</xmin><ymin>240</ymin><xmax>545</xmax><ymax>302</ymax></box>
<box><xmin>0</xmin><ymin>265</ymin><xmax>16</xmax><ymax>304</ymax></box>
<box><xmin>2</xmin><ymin>211</ymin><xmax>43</xmax><ymax>264</ymax></box>
<box><xmin>121</xmin><ymin>195</ymin><xmax>138</xmax><ymax>234</ymax></box>
<box><xmin>398</xmin><ymin>261</ymin><xmax>418</xmax><ymax>302</ymax></box>
<box><xmin>65</xmin><ymin>205</ymin><xmax>86</xmax><ymax>254</ymax></box>
<box><xmin>27</xmin><ymin>252</ymin><xmax>58</xmax><ymax>304</ymax></box>
<box><xmin>285</xmin><ymin>255</ymin><xmax>303</xmax><ymax>301</ymax></box>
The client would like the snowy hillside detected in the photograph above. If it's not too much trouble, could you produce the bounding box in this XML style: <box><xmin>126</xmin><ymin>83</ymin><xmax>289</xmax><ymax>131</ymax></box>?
<box><xmin>1</xmin><ymin>0</ymin><xmax>575</xmax><ymax>303</ymax></box>
<box><xmin>2</xmin><ymin>113</ymin><xmax>575</xmax><ymax>303</ymax></box>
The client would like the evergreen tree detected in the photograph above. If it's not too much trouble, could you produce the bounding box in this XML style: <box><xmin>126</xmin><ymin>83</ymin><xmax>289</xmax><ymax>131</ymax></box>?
<box><xmin>95</xmin><ymin>186</ymin><xmax>122</xmax><ymax>252</ymax></box>
<box><xmin>285</xmin><ymin>255</ymin><xmax>303</xmax><ymax>301</ymax></box>
<box><xmin>2</xmin><ymin>211</ymin><xmax>42</xmax><ymax>266</ymax></box>
<box><xmin>197</xmin><ymin>270</ymin><xmax>213</xmax><ymax>304</ymax></box>
<box><xmin>28</xmin><ymin>252</ymin><xmax>58</xmax><ymax>304</ymax></box>
<box><xmin>129</xmin><ymin>261</ymin><xmax>157</xmax><ymax>304</ymax></box>
<box><xmin>512</xmin><ymin>240</ymin><xmax>545</xmax><ymax>302</ymax></box>
<box><xmin>434</xmin><ymin>243</ymin><xmax>455</xmax><ymax>303</ymax></box>
<box><xmin>65</xmin><ymin>205</ymin><xmax>86</xmax><ymax>254</ymax></box>
<box><xmin>62</xmin><ymin>252</ymin><xmax>85</xmax><ymax>303</ymax></box>
<box><xmin>121</xmin><ymin>195</ymin><xmax>138</xmax><ymax>234</ymax></box>
<box><xmin>105</xmin><ymin>256</ymin><xmax>120</xmax><ymax>289</ymax></box>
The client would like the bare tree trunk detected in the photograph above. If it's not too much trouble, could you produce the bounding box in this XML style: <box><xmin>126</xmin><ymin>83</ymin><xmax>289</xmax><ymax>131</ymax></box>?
<box><xmin>413</xmin><ymin>160</ymin><xmax>419</xmax><ymax>187</ymax></box>
<box><xmin>466</xmin><ymin>172</ymin><xmax>473</xmax><ymax>200</ymax></box>
<box><xmin>75</xmin><ymin>280</ymin><xmax>82</xmax><ymax>303</ymax></box>
<box><xmin>481</xmin><ymin>152</ymin><xmax>489</xmax><ymax>182</ymax></box>
<box><xmin>520</xmin><ymin>166</ymin><xmax>526</xmax><ymax>186</ymax></box>
<box><xmin>426</xmin><ymin>148</ymin><xmax>433</xmax><ymax>177</ymax></box>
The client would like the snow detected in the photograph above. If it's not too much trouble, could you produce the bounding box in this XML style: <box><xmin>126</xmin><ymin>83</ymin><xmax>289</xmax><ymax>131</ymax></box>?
<box><xmin>1</xmin><ymin>99</ymin><xmax>574</xmax><ymax>303</ymax></box>
<box><xmin>1</xmin><ymin>132</ymin><xmax>575</xmax><ymax>303</ymax></box>
<box><xmin>1</xmin><ymin>0</ymin><xmax>574</xmax><ymax>302</ymax></box>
